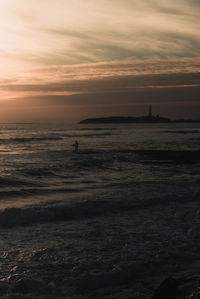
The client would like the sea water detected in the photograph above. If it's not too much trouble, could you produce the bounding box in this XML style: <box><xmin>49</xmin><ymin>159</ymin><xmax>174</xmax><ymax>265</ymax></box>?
<box><xmin>0</xmin><ymin>123</ymin><xmax>199</xmax><ymax>298</ymax></box>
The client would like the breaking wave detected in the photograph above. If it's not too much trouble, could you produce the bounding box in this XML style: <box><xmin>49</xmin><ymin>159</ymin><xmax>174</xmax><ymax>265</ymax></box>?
<box><xmin>0</xmin><ymin>193</ymin><xmax>199</xmax><ymax>228</ymax></box>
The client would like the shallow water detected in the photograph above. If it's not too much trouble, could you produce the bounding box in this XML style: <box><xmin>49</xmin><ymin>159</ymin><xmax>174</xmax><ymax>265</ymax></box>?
<box><xmin>0</xmin><ymin>123</ymin><xmax>199</xmax><ymax>298</ymax></box>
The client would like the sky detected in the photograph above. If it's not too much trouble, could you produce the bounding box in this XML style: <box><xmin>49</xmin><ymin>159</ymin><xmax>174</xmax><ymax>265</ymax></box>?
<box><xmin>0</xmin><ymin>0</ymin><xmax>200</xmax><ymax>122</ymax></box>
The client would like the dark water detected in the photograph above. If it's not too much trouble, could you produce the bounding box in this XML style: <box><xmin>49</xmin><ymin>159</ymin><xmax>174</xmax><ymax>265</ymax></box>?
<box><xmin>0</xmin><ymin>123</ymin><xmax>199</xmax><ymax>298</ymax></box>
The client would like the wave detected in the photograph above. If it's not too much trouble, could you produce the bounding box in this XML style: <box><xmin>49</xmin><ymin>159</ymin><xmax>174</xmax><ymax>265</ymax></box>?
<box><xmin>75</xmin><ymin>149</ymin><xmax>200</xmax><ymax>162</ymax></box>
<box><xmin>0</xmin><ymin>137</ymin><xmax>63</xmax><ymax>143</ymax></box>
<box><xmin>189</xmin><ymin>138</ymin><xmax>200</xmax><ymax>142</ymax></box>
<box><xmin>77</xmin><ymin>127</ymin><xmax>116</xmax><ymax>131</ymax></box>
<box><xmin>134</xmin><ymin>150</ymin><xmax>200</xmax><ymax>162</ymax></box>
<box><xmin>0</xmin><ymin>186</ymin><xmax>83</xmax><ymax>199</ymax></box>
<box><xmin>0</xmin><ymin>193</ymin><xmax>199</xmax><ymax>228</ymax></box>
<box><xmin>0</xmin><ymin>177</ymin><xmax>42</xmax><ymax>188</ymax></box>
<box><xmin>164</xmin><ymin>130</ymin><xmax>200</xmax><ymax>134</ymax></box>
<box><xmin>63</xmin><ymin>133</ymin><xmax>112</xmax><ymax>138</ymax></box>
<box><xmin>44</xmin><ymin>149</ymin><xmax>200</xmax><ymax>167</ymax></box>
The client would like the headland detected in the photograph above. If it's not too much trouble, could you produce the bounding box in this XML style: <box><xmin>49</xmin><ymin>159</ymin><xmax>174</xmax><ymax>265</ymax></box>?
<box><xmin>79</xmin><ymin>105</ymin><xmax>200</xmax><ymax>124</ymax></box>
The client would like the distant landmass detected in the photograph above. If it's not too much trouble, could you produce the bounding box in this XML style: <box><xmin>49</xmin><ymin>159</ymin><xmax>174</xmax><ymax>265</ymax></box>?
<box><xmin>80</xmin><ymin>115</ymin><xmax>171</xmax><ymax>124</ymax></box>
<box><xmin>79</xmin><ymin>116</ymin><xmax>200</xmax><ymax>124</ymax></box>
<box><xmin>79</xmin><ymin>105</ymin><xmax>200</xmax><ymax>124</ymax></box>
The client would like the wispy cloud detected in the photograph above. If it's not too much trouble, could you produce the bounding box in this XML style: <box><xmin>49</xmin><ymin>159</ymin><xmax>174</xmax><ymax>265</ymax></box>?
<box><xmin>1</xmin><ymin>0</ymin><xmax>200</xmax><ymax>68</ymax></box>
<box><xmin>1</xmin><ymin>58</ymin><xmax>200</xmax><ymax>88</ymax></box>
<box><xmin>0</xmin><ymin>0</ymin><xmax>200</xmax><ymax>121</ymax></box>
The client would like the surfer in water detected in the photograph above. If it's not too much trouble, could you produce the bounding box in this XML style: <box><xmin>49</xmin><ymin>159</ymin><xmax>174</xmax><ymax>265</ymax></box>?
<box><xmin>72</xmin><ymin>140</ymin><xmax>79</xmax><ymax>153</ymax></box>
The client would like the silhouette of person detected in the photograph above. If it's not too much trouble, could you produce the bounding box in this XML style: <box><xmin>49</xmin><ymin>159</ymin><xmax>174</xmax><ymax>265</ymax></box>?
<box><xmin>72</xmin><ymin>140</ymin><xmax>79</xmax><ymax>153</ymax></box>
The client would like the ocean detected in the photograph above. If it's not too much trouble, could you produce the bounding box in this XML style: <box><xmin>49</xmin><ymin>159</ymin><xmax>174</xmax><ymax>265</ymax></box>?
<box><xmin>0</xmin><ymin>122</ymin><xmax>199</xmax><ymax>298</ymax></box>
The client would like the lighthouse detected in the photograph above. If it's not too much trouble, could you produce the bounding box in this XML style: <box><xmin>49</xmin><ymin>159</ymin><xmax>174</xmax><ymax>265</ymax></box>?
<box><xmin>148</xmin><ymin>104</ymin><xmax>152</xmax><ymax>117</ymax></box>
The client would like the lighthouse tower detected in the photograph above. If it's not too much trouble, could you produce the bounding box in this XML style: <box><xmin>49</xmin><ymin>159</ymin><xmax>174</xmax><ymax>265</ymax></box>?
<box><xmin>148</xmin><ymin>104</ymin><xmax>152</xmax><ymax>117</ymax></box>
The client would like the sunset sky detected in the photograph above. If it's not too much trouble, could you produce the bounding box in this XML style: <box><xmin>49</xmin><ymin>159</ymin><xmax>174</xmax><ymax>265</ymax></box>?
<box><xmin>0</xmin><ymin>0</ymin><xmax>200</xmax><ymax>122</ymax></box>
